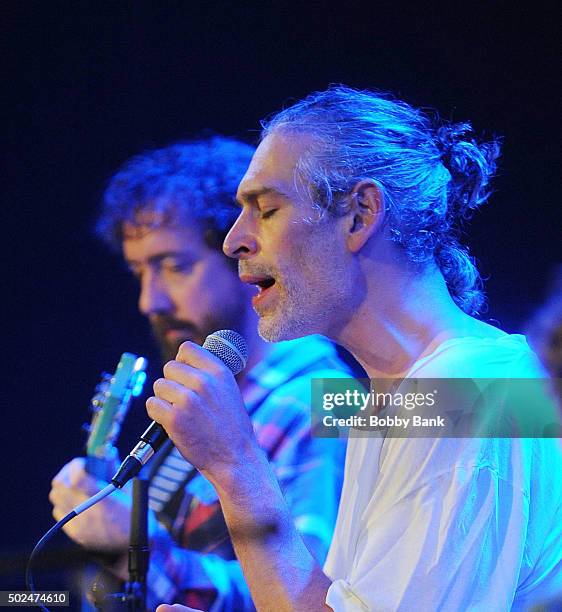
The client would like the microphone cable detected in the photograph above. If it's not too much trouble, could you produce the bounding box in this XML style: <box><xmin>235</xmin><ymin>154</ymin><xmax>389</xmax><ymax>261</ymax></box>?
<box><xmin>26</xmin><ymin>483</ymin><xmax>116</xmax><ymax>612</ymax></box>
<box><xmin>26</xmin><ymin>329</ymin><xmax>248</xmax><ymax>610</ymax></box>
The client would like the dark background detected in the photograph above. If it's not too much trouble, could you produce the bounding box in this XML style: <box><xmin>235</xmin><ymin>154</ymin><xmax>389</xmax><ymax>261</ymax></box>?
<box><xmin>3</xmin><ymin>0</ymin><xmax>560</xmax><ymax>591</ymax></box>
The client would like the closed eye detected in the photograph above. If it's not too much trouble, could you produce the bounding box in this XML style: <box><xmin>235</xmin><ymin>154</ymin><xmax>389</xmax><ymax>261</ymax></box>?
<box><xmin>162</xmin><ymin>260</ymin><xmax>194</xmax><ymax>275</ymax></box>
<box><xmin>261</xmin><ymin>209</ymin><xmax>278</xmax><ymax>219</ymax></box>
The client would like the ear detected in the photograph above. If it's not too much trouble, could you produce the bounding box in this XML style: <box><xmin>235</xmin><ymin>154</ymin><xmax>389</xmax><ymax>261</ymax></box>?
<box><xmin>346</xmin><ymin>180</ymin><xmax>385</xmax><ymax>253</ymax></box>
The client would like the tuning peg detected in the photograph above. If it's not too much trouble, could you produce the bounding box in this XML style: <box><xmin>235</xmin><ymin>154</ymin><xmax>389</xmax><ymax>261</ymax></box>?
<box><xmin>90</xmin><ymin>397</ymin><xmax>104</xmax><ymax>409</ymax></box>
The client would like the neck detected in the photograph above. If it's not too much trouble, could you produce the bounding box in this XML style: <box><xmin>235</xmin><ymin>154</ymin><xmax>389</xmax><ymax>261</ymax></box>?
<box><xmin>335</xmin><ymin>259</ymin><xmax>499</xmax><ymax>379</ymax></box>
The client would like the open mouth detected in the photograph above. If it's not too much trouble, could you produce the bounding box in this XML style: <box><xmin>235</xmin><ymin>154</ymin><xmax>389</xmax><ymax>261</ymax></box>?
<box><xmin>240</xmin><ymin>274</ymin><xmax>278</xmax><ymax>307</ymax></box>
<box><xmin>253</xmin><ymin>277</ymin><xmax>276</xmax><ymax>292</ymax></box>
<box><xmin>241</xmin><ymin>274</ymin><xmax>276</xmax><ymax>292</ymax></box>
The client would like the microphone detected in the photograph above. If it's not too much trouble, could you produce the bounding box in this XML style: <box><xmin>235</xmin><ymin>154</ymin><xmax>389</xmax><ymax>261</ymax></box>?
<box><xmin>111</xmin><ymin>330</ymin><xmax>248</xmax><ymax>488</ymax></box>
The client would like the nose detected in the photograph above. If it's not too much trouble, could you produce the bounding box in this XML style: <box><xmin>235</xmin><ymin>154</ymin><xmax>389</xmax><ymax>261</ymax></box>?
<box><xmin>223</xmin><ymin>209</ymin><xmax>258</xmax><ymax>260</ymax></box>
<box><xmin>138</xmin><ymin>270</ymin><xmax>173</xmax><ymax>316</ymax></box>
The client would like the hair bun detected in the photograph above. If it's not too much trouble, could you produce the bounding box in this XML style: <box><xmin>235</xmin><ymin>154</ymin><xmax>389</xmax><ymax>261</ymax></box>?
<box><xmin>435</xmin><ymin>122</ymin><xmax>501</xmax><ymax>216</ymax></box>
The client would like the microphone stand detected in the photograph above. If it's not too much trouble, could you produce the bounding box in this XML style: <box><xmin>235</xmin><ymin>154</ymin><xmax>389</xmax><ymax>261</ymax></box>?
<box><xmin>94</xmin><ymin>478</ymin><xmax>149</xmax><ymax>611</ymax></box>
<box><xmin>127</xmin><ymin>477</ymin><xmax>149</xmax><ymax>610</ymax></box>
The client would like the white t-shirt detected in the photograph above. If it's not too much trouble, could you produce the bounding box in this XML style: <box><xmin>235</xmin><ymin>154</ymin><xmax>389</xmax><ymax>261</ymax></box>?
<box><xmin>324</xmin><ymin>335</ymin><xmax>562</xmax><ymax>611</ymax></box>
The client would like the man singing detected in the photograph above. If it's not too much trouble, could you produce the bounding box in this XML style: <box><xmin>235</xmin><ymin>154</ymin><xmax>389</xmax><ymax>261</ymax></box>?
<box><xmin>149</xmin><ymin>88</ymin><xmax>562</xmax><ymax>610</ymax></box>
<box><xmin>49</xmin><ymin>137</ymin><xmax>348</xmax><ymax>610</ymax></box>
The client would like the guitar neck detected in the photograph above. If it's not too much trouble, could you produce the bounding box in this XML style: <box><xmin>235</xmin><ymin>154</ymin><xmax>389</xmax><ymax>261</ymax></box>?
<box><xmin>84</xmin><ymin>352</ymin><xmax>148</xmax><ymax>483</ymax></box>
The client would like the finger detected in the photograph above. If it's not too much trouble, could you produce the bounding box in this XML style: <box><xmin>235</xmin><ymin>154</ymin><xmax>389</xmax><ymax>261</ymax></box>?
<box><xmin>49</xmin><ymin>485</ymin><xmax>63</xmax><ymax>507</ymax></box>
<box><xmin>52</xmin><ymin>459</ymin><xmax>100</xmax><ymax>496</ymax></box>
<box><xmin>51</xmin><ymin>464</ymin><xmax>70</xmax><ymax>488</ymax></box>
<box><xmin>49</xmin><ymin>483</ymin><xmax>88</xmax><ymax>510</ymax></box>
<box><xmin>176</xmin><ymin>341</ymin><xmax>228</xmax><ymax>374</ymax></box>
<box><xmin>49</xmin><ymin>483</ymin><xmax>72</xmax><ymax>508</ymax></box>
<box><xmin>51</xmin><ymin>457</ymin><xmax>84</xmax><ymax>487</ymax></box>
<box><xmin>162</xmin><ymin>362</ymin><xmax>211</xmax><ymax>394</ymax></box>
<box><xmin>68</xmin><ymin>460</ymin><xmax>103</xmax><ymax>493</ymax></box>
<box><xmin>53</xmin><ymin>506</ymin><xmax>65</xmax><ymax>522</ymax></box>
<box><xmin>153</xmin><ymin>377</ymin><xmax>201</xmax><ymax>403</ymax></box>
<box><xmin>52</xmin><ymin>498</ymin><xmax>75</xmax><ymax>521</ymax></box>
<box><xmin>146</xmin><ymin>396</ymin><xmax>173</xmax><ymax>425</ymax></box>
<box><xmin>67</xmin><ymin>457</ymin><xmax>88</xmax><ymax>487</ymax></box>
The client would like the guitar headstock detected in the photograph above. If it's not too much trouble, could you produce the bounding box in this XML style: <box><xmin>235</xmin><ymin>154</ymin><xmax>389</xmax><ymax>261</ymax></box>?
<box><xmin>85</xmin><ymin>353</ymin><xmax>148</xmax><ymax>480</ymax></box>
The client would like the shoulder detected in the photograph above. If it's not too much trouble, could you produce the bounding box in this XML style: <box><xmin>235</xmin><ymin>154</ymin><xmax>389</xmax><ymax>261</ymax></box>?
<box><xmin>412</xmin><ymin>334</ymin><xmax>547</xmax><ymax>378</ymax></box>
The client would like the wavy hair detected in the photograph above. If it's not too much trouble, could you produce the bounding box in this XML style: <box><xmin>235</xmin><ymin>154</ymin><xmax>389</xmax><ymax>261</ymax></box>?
<box><xmin>96</xmin><ymin>136</ymin><xmax>254</xmax><ymax>250</ymax></box>
<box><xmin>262</xmin><ymin>86</ymin><xmax>501</xmax><ymax>315</ymax></box>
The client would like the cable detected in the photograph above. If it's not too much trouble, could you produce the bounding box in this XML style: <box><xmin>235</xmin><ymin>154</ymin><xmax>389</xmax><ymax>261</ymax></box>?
<box><xmin>26</xmin><ymin>483</ymin><xmax>116</xmax><ymax>612</ymax></box>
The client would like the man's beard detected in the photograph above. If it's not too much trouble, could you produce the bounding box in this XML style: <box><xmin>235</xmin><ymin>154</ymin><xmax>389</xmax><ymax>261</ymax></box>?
<box><xmin>250</xmin><ymin>250</ymin><xmax>354</xmax><ymax>343</ymax></box>
<box><xmin>150</xmin><ymin>316</ymin><xmax>204</xmax><ymax>363</ymax></box>
<box><xmin>150</xmin><ymin>307</ymin><xmax>247</xmax><ymax>364</ymax></box>
<box><xmin>257</xmin><ymin>283</ymin><xmax>317</xmax><ymax>342</ymax></box>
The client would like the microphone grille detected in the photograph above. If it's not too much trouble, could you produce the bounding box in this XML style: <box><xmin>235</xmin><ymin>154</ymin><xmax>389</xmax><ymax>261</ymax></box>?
<box><xmin>203</xmin><ymin>330</ymin><xmax>248</xmax><ymax>375</ymax></box>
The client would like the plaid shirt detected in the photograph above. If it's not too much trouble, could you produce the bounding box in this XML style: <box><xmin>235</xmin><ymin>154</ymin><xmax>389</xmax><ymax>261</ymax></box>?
<box><xmin>146</xmin><ymin>335</ymin><xmax>349</xmax><ymax>610</ymax></box>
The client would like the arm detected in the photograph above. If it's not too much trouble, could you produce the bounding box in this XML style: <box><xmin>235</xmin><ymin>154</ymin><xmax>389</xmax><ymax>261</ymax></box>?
<box><xmin>147</xmin><ymin>522</ymin><xmax>253</xmax><ymax>611</ymax></box>
<box><xmin>148</xmin><ymin>343</ymin><xmax>334</xmax><ymax>611</ymax></box>
<box><xmin>148</xmin><ymin>342</ymin><xmax>537</xmax><ymax>610</ymax></box>
<box><xmin>210</xmin><ymin>447</ymin><xmax>333</xmax><ymax>612</ymax></box>
<box><xmin>146</xmin><ymin>474</ymin><xmax>331</xmax><ymax>611</ymax></box>
<box><xmin>251</xmin><ymin>375</ymin><xmax>346</xmax><ymax>566</ymax></box>
<box><xmin>148</xmin><ymin>373</ymin><xmax>344</xmax><ymax>610</ymax></box>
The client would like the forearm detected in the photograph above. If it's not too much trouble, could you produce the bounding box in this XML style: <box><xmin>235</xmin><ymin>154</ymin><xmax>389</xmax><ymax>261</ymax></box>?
<box><xmin>147</xmin><ymin>523</ymin><xmax>254</xmax><ymax>610</ymax></box>
<box><xmin>209</xmin><ymin>448</ymin><xmax>332</xmax><ymax>612</ymax></box>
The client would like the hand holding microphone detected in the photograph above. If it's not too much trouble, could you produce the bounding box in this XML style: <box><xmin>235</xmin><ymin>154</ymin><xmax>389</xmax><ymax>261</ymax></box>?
<box><xmin>146</xmin><ymin>329</ymin><xmax>260</xmax><ymax>484</ymax></box>
<box><xmin>33</xmin><ymin>332</ymin><xmax>253</xmax><ymax>601</ymax></box>
<box><xmin>113</xmin><ymin>330</ymin><xmax>257</xmax><ymax>488</ymax></box>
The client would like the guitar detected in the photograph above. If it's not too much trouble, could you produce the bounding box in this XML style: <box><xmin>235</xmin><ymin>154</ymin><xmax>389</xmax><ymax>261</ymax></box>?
<box><xmin>79</xmin><ymin>353</ymin><xmax>148</xmax><ymax>609</ymax></box>
<box><xmin>84</xmin><ymin>352</ymin><xmax>148</xmax><ymax>482</ymax></box>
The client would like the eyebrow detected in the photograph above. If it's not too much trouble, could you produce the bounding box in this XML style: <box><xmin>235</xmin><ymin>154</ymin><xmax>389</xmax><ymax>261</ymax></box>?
<box><xmin>125</xmin><ymin>251</ymin><xmax>195</xmax><ymax>267</ymax></box>
<box><xmin>235</xmin><ymin>186</ymin><xmax>291</xmax><ymax>207</ymax></box>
